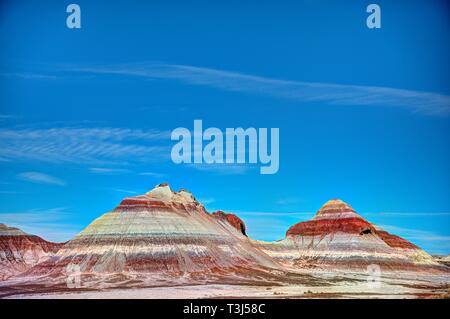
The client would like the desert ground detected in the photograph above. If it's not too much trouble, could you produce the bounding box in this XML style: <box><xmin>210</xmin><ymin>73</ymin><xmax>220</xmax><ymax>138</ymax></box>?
<box><xmin>1</xmin><ymin>269</ymin><xmax>448</xmax><ymax>299</ymax></box>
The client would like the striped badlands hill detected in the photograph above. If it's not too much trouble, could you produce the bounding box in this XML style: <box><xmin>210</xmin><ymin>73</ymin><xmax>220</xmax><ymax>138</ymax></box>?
<box><xmin>211</xmin><ymin>211</ymin><xmax>247</xmax><ymax>236</ymax></box>
<box><xmin>30</xmin><ymin>183</ymin><xmax>277</xmax><ymax>280</ymax></box>
<box><xmin>0</xmin><ymin>224</ymin><xmax>63</xmax><ymax>280</ymax></box>
<box><xmin>256</xmin><ymin>199</ymin><xmax>446</xmax><ymax>272</ymax></box>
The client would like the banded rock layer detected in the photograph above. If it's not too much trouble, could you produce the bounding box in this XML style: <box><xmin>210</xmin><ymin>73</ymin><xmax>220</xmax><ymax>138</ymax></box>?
<box><xmin>0</xmin><ymin>224</ymin><xmax>63</xmax><ymax>280</ymax></box>
<box><xmin>211</xmin><ymin>211</ymin><xmax>247</xmax><ymax>236</ymax></box>
<box><xmin>256</xmin><ymin>199</ymin><xmax>444</xmax><ymax>272</ymax></box>
<box><xmin>32</xmin><ymin>184</ymin><xmax>277</xmax><ymax>278</ymax></box>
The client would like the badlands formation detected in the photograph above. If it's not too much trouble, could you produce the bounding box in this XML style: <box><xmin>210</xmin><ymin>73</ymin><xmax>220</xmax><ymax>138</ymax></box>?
<box><xmin>0</xmin><ymin>224</ymin><xmax>62</xmax><ymax>280</ymax></box>
<box><xmin>256</xmin><ymin>199</ymin><xmax>441</xmax><ymax>272</ymax></box>
<box><xmin>20</xmin><ymin>183</ymin><xmax>280</xmax><ymax>287</ymax></box>
<box><xmin>0</xmin><ymin>184</ymin><xmax>449</xmax><ymax>298</ymax></box>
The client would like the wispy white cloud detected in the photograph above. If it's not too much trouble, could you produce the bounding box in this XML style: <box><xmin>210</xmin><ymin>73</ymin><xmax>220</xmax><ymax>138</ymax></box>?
<box><xmin>0</xmin><ymin>126</ymin><xmax>168</xmax><ymax>141</ymax></box>
<box><xmin>96</xmin><ymin>187</ymin><xmax>142</xmax><ymax>195</ymax></box>
<box><xmin>275</xmin><ymin>197</ymin><xmax>303</xmax><ymax>206</ymax></box>
<box><xmin>0</xmin><ymin>207</ymin><xmax>80</xmax><ymax>242</ymax></box>
<box><xmin>0</xmin><ymin>190</ymin><xmax>25</xmax><ymax>194</ymax></box>
<box><xmin>89</xmin><ymin>167</ymin><xmax>131</xmax><ymax>175</ymax></box>
<box><xmin>235</xmin><ymin>210</ymin><xmax>314</xmax><ymax>218</ymax></box>
<box><xmin>17</xmin><ymin>172</ymin><xmax>66</xmax><ymax>186</ymax></box>
<box><xmin>112</xmin><ymin>188</ymin><xmax>139</xmax><ymax>195</ymax></box>
<box><xmin>1</xmin><ymin>72</ymin><xmax>58</xmax><ymax>80</ymax></box>
<box><xmin>378</xmin><ymin>225</ymin><xmax>450</xmax><ymax>255</ymax></box>
<box><xmin>66</xmin><ymin>63</ymin><xmax>450</xmax><ymax>116</ymax></box>
<box><xmin>139</xmin><ymin>171</ymin><xmax>165</xmax><ymax>178</ymax></box>
<box><xmin>379</xmin><ymin>225</ymin><xmax>450</xmax><ymax>242</ymax></box>
<box><xmin>240</xmin><ymin>216</ymin><xmax>295</xmax><ymax>242</ymax></box>
<box><xmin>188</xmin><ymin>163</ymin><xmax>256</xmax><ymax>175</ymax></box>
<box><xmin>366</xmin><ymin>212</ymin><xmax>450</xmax><ymax>217</ymax></box>
<box><xmin>15</xmin><ymin>224</ymin><xmax>79</xmax><ymax>243</ymax></box>
<box><xmin>0</xmin><ymin>127</ymin><xmax>170</xmax><ymax>165</ymax></box>
<box><xmin>198</xmin><ymin>197</ymin><xmax>215</xmax><ymax>205</ymax></box>
<box><xmin>0</xmin><ymin>207</ymin><xmax>68</xmax><ymax>223</ymax></box>
<box><xmin>218</xmin><ymin>209</ymin><xmax>315</xmax><ymax>241</ymax></box>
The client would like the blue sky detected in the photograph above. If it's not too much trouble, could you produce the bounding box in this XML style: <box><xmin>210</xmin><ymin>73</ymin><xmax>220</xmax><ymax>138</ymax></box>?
<box><xmin>0</xmin><ymin>0</ymin><xmax>449</xmax><ymax>254</ymax></box>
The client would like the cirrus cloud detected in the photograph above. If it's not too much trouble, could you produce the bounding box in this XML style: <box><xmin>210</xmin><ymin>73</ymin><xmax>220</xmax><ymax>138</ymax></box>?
<box><xmin>17</xmin><ymin>172</ymin><xmax>66</xmax><ymax>186</ymax></box>
<box><xmin>65</xmin><ymin>62</ymin><xmax>450</xmax><ymax>116</ymax></box>
<box><xmin>0</xmin><ymin>126</ymin><xmax>171</xmax><ymax>165</ymax></box>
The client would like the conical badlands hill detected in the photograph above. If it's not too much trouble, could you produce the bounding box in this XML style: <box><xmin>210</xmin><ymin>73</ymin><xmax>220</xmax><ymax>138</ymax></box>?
<box><xmin>256</xmin><ymin>199</ymin><xmax>442</xmax><ymax>271</ymax></box>
<box><xmin>0</xmin><ymin>224</ymin><xmax>62</xmax><ymax>280</ymax></box>
<box><xmin>6</xmin><ymin>193</ymin><xmax>446</xmax><ymax>287</ymax></box>
<box><xmin>32</xmin><ymin>184</ymin><xmax>277</xmax><ymax>279</ymax></box>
